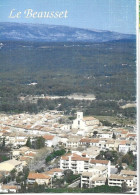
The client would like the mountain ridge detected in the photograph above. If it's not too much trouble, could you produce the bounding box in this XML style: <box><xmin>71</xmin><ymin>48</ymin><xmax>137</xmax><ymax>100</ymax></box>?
<box><xmin>0</xmin><ymin>22</ymin><xmax>135</xmax><ymax>42</ymax></box>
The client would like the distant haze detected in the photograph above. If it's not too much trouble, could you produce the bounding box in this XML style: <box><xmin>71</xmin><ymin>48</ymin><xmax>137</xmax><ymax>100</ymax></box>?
<box><xmin>0</xmin><ymin>22</ymin><xmax>135</xmax><ymax>42</ymax></box>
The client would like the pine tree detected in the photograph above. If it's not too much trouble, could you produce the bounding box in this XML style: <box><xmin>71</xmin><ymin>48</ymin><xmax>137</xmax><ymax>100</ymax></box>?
<box><xmin>26</xmin><ymin>137</ymin><xmax>31</xmax><ymax>148</ymax></box>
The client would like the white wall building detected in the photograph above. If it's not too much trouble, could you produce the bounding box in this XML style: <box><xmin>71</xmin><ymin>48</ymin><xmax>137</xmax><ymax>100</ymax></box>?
<box><xmin>60</xmin><ymin>153</ymin><xmax>90</xmax><ymax>174</ymax></box>
<box><xmin>43</xmin><ymin>134</ymin><xmax>59</xmax><ymax>147</ymax></box>
<box><xmin>72</xmin><ymin>112</ymin><xmax>100</xmax><ymax>132</ymax></box>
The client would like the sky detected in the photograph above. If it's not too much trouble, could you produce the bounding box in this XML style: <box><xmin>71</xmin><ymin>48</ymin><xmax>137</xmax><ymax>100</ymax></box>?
<box><xmin>0</xmin><ymin>0</ymin><xmax>136</xmax><ymax>34</ymax></box>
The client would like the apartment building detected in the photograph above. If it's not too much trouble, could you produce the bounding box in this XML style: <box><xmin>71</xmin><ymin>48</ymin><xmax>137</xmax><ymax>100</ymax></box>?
<box><xmin>89</xmin><ymin>159</ymin><xmax>111</xmax><ymax>177</ymax></box>
<box><xmin>108</xmin><ymin>174</ymin><xmax>135</xmax><ymax>189</ymax></box>
<box><xmin>60</xmin><ymin>153</ymin><xmax>90</xmax><ymax>174</ymax></box>
<box><xmin>81</xmin><ymin>166</ymin><xmax>107</xmax><ymax>188</ymax></box>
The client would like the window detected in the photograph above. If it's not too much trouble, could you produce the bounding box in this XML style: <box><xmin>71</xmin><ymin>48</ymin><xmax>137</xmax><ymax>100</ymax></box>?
<box><xmin>78</xmin><ymin>121</ymin><xmax>80</xmax><ymax>125</ymax></box>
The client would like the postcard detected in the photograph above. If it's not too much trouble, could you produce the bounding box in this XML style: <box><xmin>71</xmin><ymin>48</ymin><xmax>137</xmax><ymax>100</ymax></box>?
<box><xmin>0</xmin><ymin>0</ymin><xmax>138</xmax><ymax>194</ymax></box>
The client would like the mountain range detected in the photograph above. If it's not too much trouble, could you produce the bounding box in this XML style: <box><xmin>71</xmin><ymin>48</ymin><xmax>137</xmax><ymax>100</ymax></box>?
<box><xmin>0</xmin><ymin>22</ymin><xmax>135</xmax><ymax>42</ymax></box>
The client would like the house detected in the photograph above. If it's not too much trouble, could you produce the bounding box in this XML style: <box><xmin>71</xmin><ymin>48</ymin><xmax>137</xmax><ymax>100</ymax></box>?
<box><xmin>60</xmin><ymin>124</ymin><xmax>71</xmax><ymax>132</ymax></box>
<box><xmin>81</xmin><ymin>172</ymin><xmax>94</xmax><ymax>188</ymax></box>
<box><xmin>126</xmin><ymin>134</ymin><xmax>136</xmax><ymax>141</ymax></box>
<box><xmin>14</xmin><ymin>138</ymin><xmax>27</xmax><ymax>147</ymax></box>
<box><xmin>90</xmin><ymin>159</ymin><xmax>111</xmax><ymax>177</ymax></box>
<box><xmin>0</xmin><ymin>159</ymin><xmax>23</xmax><ymax>174</ymax></box>
<box><xmin>81</xmin><ymin>169</ymin><xmax>107</xmax><ymax>188</ymax></box>
<box><xmin>45</xmin><ymin>168</ymin><xmax>64</xmax><ymax>179</ymax></box>
<box><xmin>120</xmin><ymin>170</ymin><xmax>137</xmax><ymax>178</ymax></box>
<box><xmin>104</xmin><ymin>140</ymin><xmax>115</xmax><ymax>150</ymax></box>
<box><xmin>12</xmin><ymin>146</ymin><xmax>37</xmax><ymax>160</ymax></box>
<box><xmin>130</xmin><ymin>141</ymin><xmax>137</xmax><ymax>155</ymax></box>
<box><xmin>108</xmin><ymin>174</ymin><xmax>135</xmax><ymax>189</ymax></box>
<box><xmin>60</xmin><ymin>153</ymin><xmax>90</xmax><ymax>174</ymax></box>
<box><xmin>96</xmin><ymin>131</ymin><xmax>113</xmax><ymax>139</ymax></box>
<box><xmin>66</xmin><ymin>137</ymin><xmax>81</xmax><ymax>148</ymax></box>
<box><xmin>24</xmin><ymin>152</ymin><xmax>36</xmax><ymax>160</ymax></box>
<box><xmin>0</xmin><ymin>185</ymin><xmax>19</xmax><ymax>193</ymax></box>
<box><xmin>118</xmin><ymin>140</ymin><xmax>131</xmax><ymax>154</ymax></box>
<box><xmin>27</xmin><ymin>172</ymin><xmax>51</xmax><ymax>185</ymax></box>
<box><xmin>91</xmin><ymin>177</ymin><xmax>106</xmax><ymax>187</ymax></box>
<box><xmin>113</xmin><ymin>128</ymin><xmax>128</xmax><ymax>139</ymax></box>
<box><xmin>43</xmin><ymin>134</ymin><xmax>59</xmax><ymax>147</ymax></box>
<box><xmin>79</xmin><ymin>138</ymin><xmax>99</xmax><ymax>147</ymax></box>
<box><xmin>120</xmin><ymin>130</ymin><xmax>129</xmax><ymax>139</ymax></box>
<box><xmin>58</xmin><ymin>134</ymin><xmax>68</xmax><ymax>146</ymax></box>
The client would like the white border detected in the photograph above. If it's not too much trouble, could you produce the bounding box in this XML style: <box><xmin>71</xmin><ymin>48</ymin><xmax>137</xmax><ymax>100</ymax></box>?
<box><xmin>136</xmin><ymin>0</ymin><xmax>139</xmax><ymax>193</ymax></box>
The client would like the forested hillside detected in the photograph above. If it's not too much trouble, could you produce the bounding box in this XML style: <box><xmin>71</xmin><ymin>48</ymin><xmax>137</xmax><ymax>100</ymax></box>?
<box><xmin>0</xmin><ymin>40</ymin><xmax>136</xmax><ymax>118</ymax></box>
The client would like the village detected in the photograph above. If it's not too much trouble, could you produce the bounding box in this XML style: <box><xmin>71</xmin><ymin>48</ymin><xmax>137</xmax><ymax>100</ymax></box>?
<box><xmin>0</xmin><ymin>110</ymin><xmax>137</xmax><ymax>193</ymax></box>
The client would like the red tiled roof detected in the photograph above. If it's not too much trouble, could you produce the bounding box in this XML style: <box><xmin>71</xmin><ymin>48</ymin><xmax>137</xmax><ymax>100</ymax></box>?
<box><xmin>2</xmin><ymin>185</ymin><xmax>18</xmax><ymax>190</ymax></box>
<box><xmin>72</xmin><ymin>157</ymin><xmax>89</xmax><ymax>161</ymax></box>
<box><xmin>121</xmin><ymin>131</ymin><xmax>128</xmax><ymax>134</ymax></box>
<box><xmin>80</xmin><ymin>138</ymin><xmax>99</xmax><ymax>143</ymax></box>
<box><xmin>126</xmin><ymin>134</ymin><xmax>136</xmax><ymax>137</ymax></box>
<box><xmin>83</xmin><ymin>116</ymin><xmax>96</xmax><ymax>121</ymax></box>
<box><xmin>49</xmin><ymin>168</ymin><xmax>63</xmax><ymax>172</ymax></box>
<box><xmin>25</xmin><ymin>152</ymin><xmax>36</xmax><ymax>157</ymax></box>
<box><xmin>119</xmin><ymin>140</ymin><xmax>127</xmax><ymax>145</ymax></box>
<box><xmin>28</xmin><ymin>172</ymin><xmax>50</xmax><ymax>179</ymax></box>
<box><xmin>43</xmin><ymin>134</ymin><xmax>54</xmax><ymax>140</ymax></box>
<box><xmin>80</xmin><ymin>138</ymin><xmax>90</xmax><ymax>143</ymax></box>
<box><xmin>90</xmin><ymin>159</ymin><xmax>109</xmax><ymax>165</ymax></box>
<box><xmin>61</xmin><ymin>153</ymin><xmax>71</xmax><ymax>160</ymax></box>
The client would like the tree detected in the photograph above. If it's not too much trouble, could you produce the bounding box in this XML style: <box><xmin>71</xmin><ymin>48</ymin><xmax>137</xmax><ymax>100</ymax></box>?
<box><xmin>112</xmin><ymin>132</ymin><xmax>116</xmax><ymax>139</ymax></box>
<box><xmin>28</xmin><ymin>136</ymin><xmax>45</xmax><ymax>149</ymax></box>
<box><xmin>33</xmin><ymin>137</ymin><xmax>45</xmax><ymax>149</ymax></box>
<box><xmin>118</xmin><ymin>164</ymin><xmax>123</xmax><ymax>173</ymax></box>
<box><xmin>121</xmin><ymin>182</ymin><xmax>128</xmax><ymax>193</ymax></box>
<box><xmin>2</xmin><ymin>137</ymin><xmax>5</xmax><ymax>149</ymax></box>
<box><xmin>23</xmin><ymin>166</ymin><xmax>29</xmax><ymax>181</ymax></box>
<box><xmin>0</xmin><ymin>137</ymin><xmax>6</xmax><ymax>151</ymax></box>
<box><xmin>93</xmin><ymin>131</ymin><xmax>98</xmax><ymax>138</ymax></box>
<box><xmin>27</xmin><ymin>182</ymin><xmax>45</xmax><ymax>193</ymax></box>
<box><xmin>105</xmin><ymin>178</ymin><xmax>108</xmax><ymax>185</ymax></box>
<box><xmin>26</xmin><ymin>137</ymin><xmax>31</xmax><ymax>148</ymax></box>
<box><xmin>10</xmin><ymin>169</ymin><xmax>16</xmax><ymax>181</ymax></box>
<box><xmin>122</xmin><ymin>151</ymin><xmax>135</xmax><ymax>168</ymax></box>
<box><xmin>20</xmin><ymin>182</ymin><xmax>27</xmax><ymax>193</ymax></box>
<box><xmin>64</xmin><ymin>169</ymin><xmax>73</xmax><ymax>183</ymax></box>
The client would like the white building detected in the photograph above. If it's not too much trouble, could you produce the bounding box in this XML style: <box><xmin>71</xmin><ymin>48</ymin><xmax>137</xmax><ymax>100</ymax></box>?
<box><xmin>27</xmin><ymin>172</ymin><xmax>51</xmax><ymax>185</ymax></box>
<box><xmin>45</xmin><ymin>168</ymin><xmax>64</xmax><ymax>179</ymax></box>
<box><xmin>0</xmin><ymin>159</ymin><xmax>23</xmax><ymax>174</ymax></box>
<box><xmin>96</xmin><ymin>131</ymin><xmax>113</xmax><ymax>139</ymax></box>
<box><xmin>89</xmin><ymin>159</ymin><xmax>111</xmax><ymax>177</ymax></box>
<box><xmin>81</xmin><ymin>171</ymin><xmax>106</xmax><ymax>188</ymax></box>
<box><xmin>72</xmin><ymin>112</ymin><xmax>100</xmax><ymax>133</ymax></box>
<box><xmin>43</xmin><ymin>134</ymin><xmax>59</xmax><ymax>147</ymax></box>
<box><xmin>108</xmin><ymin>174</ymin><xmax>135</xmax><ymax>189</ymax></box>
<box><xmin>66</xmin><ymin>137</ymin><xmax>81</xmax><ymax>148</ymax></box>
<box><xmin>60</xmin><ymin>153</ymin><xmax>90</xmax><ymax>174</ymax></box>
<box><xmin>118</xmin><ymin>140</ymin><xmax>131</xmax><ymax>154</ymax></box>
<box><xmin>0</xmin><ymin>185</ymin><xmax>19</xmax><ymax>193</ymax></box>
